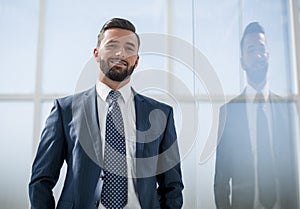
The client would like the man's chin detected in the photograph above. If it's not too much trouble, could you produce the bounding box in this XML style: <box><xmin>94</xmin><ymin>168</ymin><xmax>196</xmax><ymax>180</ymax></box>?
<box><xmin>106</xmin><ymin>72</ymin><xmax>129</xmax><ymax>82</ymax></box>
<box><xmin>248</xmin><ymin>74</ymin><xmax>267</xmax><ymax>87</ymax></box>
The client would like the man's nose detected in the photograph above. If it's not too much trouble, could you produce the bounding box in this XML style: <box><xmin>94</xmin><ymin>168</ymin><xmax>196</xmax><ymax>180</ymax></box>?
<box><xmin>115</xmin><ymin>47</ymin><xmax>126</xmax><ymax>58</ymax></box>
<box><xmin>256</xmin><ymin>54</ymin><xmax>262</xmax><ymax>59</ymax></box>
<box><xmin>255</xmin><ymin>52</ymin><xmax>265</xmax><ymax>60</ymax></box>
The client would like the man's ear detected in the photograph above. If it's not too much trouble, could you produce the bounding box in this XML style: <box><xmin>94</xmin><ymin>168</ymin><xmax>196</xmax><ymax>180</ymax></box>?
<box><xmin>93</xmin><ymin>48</ymin><xmax>100</xmax><ymax>62</ymax></box>
<box><xmin>240</xmin><ymin>56</ymin><xmax>246</xmax><ymax>71</ymax></box>
<box><xmin>266</xmin><ymin>51</ymin><xmax>270</xmax><ymax>61</ymax></box>
<box><xmin>134</xmin><ymin>55</ymin><xmax>139</xmax><ymax>68</ymax></box>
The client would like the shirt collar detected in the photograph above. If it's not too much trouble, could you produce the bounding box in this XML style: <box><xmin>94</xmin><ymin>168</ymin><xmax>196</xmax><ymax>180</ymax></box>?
<box><xmin>245</xmin><ymin>83</ymin><xmax>269</xmax><ymax>102</ymax></box>
<box><xmin>96</xmin><ymin>81</ymin><xmax>132</xmax><ymax>103</ymax></box>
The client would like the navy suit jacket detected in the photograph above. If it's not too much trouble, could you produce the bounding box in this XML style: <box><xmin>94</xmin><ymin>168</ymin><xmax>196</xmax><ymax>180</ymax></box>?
<box><xmin>214</xmin><ymin>92</ymin><xmax>299</xmax><ymax>209</ymax></box>
<box><xmin>29</xmin><ymin>87</ymin><xmax>183</xmax><ymax>209</ymax></box>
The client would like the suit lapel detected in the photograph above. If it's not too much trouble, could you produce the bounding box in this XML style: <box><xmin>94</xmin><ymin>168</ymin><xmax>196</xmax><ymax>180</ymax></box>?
<box><xmin>227</xmin><ymin>94</ymin><xmax>253</xmax><ymax>166</ymax></box>
<box><xmin>134</xmin><ymin>92</ymin><xmax>146</xmax><ymax>157</ymax></box>
<box><xmin>230</xmin><ymin>93</ymin><xmax>251</xmax><ymax>143</ymax></box>
<box><xmin>269</xmin><ymin>93</ymin><xmax>291</xmax><ymax>165</ymax></box>
<box><xmin>72</xmin><ymin>87</ymin><xmax>103</xmax><ymax>166</ymax></box>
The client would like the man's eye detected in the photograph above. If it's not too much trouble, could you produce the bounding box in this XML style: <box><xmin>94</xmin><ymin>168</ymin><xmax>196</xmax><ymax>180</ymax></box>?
<box><xmin>247</xmin><ymin>48</ymin><xmax>255</xmax><ymax>54</ymax></box>
<box><xmin>107</xmin><ymin>44</ymin><xmax>117</xmax><ymax>49</ymax></box>
<box><xmin>126</xmin><ymin>47</ymin><xmax>134</xmax><ymax>51</ymax></box>
<box><xmin>258</xmin><ymin>47</ymin><xmax>266</xmax><ymax>54</ymax></box>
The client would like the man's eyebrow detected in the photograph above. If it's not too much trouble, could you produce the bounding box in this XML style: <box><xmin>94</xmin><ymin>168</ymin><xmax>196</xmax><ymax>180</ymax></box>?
<box><xmin>247</xmin><ymin>42</ymin><xmax>265</xmax><ymax>49</ymax></box>
<box><xmin>247</xmin><ymin>45</ymin><xmax>255</xmax><ymax>50</ymax></box>
<box><xmin>125</xmin><ymin>42</ymin><xmax>136</xmax><ymax>48</ymax></box>
<box><xmin>105</xmin><ymin>40</ymin><xmax>136</xmax><ymax>48</ymax></box>
<box><xmin>106</xmin><ymin>40</ymin><xmax>119</xmax><ymax>45</ymax></box>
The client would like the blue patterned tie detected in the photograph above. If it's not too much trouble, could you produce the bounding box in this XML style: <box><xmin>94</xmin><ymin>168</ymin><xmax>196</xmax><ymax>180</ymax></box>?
<box><xmin>101</xmin><ymin>90</ymin><xmax>128</xmax><ymax>209</ymax></box>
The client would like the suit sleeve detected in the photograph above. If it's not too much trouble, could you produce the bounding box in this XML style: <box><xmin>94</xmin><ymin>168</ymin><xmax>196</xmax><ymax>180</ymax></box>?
<box><xmin>214</xmin><ymin>106</ymin><xmax>231</xmax><ymax>209</ymax></box>
<box><xmin>156</xmin><ymin>108</ymin><xmax>184</xmax><ymax>209</ymax></box>
<box><xmin>29</xmin><ymin>99</ymin><xmax>67</xmax><ymax>209</ymax></box>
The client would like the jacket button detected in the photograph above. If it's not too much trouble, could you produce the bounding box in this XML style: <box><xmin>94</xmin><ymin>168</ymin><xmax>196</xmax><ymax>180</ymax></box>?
<box><xmin>95</xmin><ymin>200</ymin><xmax>100</xmax><ymax>207</ymax></box>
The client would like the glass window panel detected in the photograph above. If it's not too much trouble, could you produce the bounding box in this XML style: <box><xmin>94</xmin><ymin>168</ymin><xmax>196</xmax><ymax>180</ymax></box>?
<box><xmin>180</xmin><ymin>102</ymin><xmax>216</xmax><ymax>209</ymax></box>
<box><xmin>194</xmin><ymin>0</ymin><xmax>240</xmax><ymax>96</ymax></box>
<box><xmin>168</xmin><ymin>0</ymin><xmax>195</xmax><ymax>97</ymax></box>
<box><xmin>0</xmin><ymin>102</ymin><xmax>33</xmax><ymax>208</ymax></box>
<box><xmin>170</xmin><ymin>0</ymin><xmax>193</xmax><ymax>42</ymax></box>
<box><xmin>169</xmin><ymin>59</ymin><xmax>195</xmax><ymax>96</ymax></box>
<box><xmin>194</xmin><ymin>101</ymin><xmax>300</xmax><ymax>208</ymax></box>
<box><xmin>133</xmin><ymin>32</ymin><xmax>170</xmax><ymax>97</ymax></box>
<box><xmin>132</xmin><ymin>54</ymin><xmax>169</xmax><ymax>96</ymax></box>
<box><xmin>42</xmin><ymin>0</ymin><xmax>166</xmax><ymax>94</ymax></box>
<box><xmin>0</xmin><ymin>0</ymin><xmax>38</xmax><ymax>94</ymax></box>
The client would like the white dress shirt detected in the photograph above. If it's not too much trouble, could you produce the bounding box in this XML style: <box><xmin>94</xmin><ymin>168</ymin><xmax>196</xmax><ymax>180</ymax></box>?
<box><xmin>245</xmin><ymin>84</ymin><xmax>280</xmax><ymax>209</ymax></box>
<box><xmin>96</xmin><ymin>81</ymin><xmax>141</xmax><ymax>209</ymax></box>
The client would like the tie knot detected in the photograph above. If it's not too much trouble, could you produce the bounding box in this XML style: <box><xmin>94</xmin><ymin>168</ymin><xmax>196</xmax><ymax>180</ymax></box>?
<box><xmin>109</xmin><ymin>90</ymin><xmax>121</xmax><ymax>102</ymax></box>
<box><xmin>255</xmin><ymin>93</ymin><xmax>265</xmax><ymax>103</ymax></box>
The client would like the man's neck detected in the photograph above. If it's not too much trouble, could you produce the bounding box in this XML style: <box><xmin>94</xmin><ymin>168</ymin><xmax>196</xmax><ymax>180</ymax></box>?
<box><xmin>98</xmin><ymin>75</ymin><xmax>130</xmax><ymax>90</ymax></box>
<box><xmin>248</xmin><ymin>79</ymin><xmax>266</xmax><ymax>92</ymax></box>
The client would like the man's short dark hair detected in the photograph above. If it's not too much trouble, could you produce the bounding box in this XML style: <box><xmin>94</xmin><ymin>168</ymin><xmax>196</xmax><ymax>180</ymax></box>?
<box><xmin>96</xmin><ymin>17</ymin><xmax>140</xmax><ymax>47</ymax></box>
<box><xmin>240</xmin><ymin>22</ymin><xmax>265</xmax><ymax>54</ymax></box>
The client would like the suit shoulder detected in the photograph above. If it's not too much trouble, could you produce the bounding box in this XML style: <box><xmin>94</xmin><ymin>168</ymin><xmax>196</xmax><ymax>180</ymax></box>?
<box><xmin>56</xmin><ymin>87</ymin><xmax>95</xmax><ymax>109</ymax></box>
<box><xmin>269</xmin><ymin>92</ymin><xmax>285</xmax><ymax>102</ymax></box>
<box><xmin>135</xmin><ymin>93</ymin><xmax>172</xmax><ymax>111</ymax></box>
<box><xmin>220</xmin><ymin>94</ymin><xmax>243</xmax><ymax>109</ymax></box>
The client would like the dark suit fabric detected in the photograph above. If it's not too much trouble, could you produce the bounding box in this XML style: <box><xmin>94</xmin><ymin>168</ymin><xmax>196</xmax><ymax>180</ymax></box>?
<box><xmin>29</xmin><ymin>87</ymin><xmax>183</xmax><ymax>209</ymax></box>
<box><xmin>214</xmin><ymin>93</ymin><xmax>299</xmax><ymax>209</ymax></box>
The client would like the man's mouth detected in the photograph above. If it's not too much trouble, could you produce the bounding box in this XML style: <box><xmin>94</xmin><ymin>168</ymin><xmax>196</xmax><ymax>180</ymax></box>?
<box><xmin>109</xmin><ymin>59</ymin><xmax>128</xmax><ymax>67</ymax></box>
<box><xmin>253</xmin><ymin>62</ymin><xmax>267</xmax><ymax>70</ymax></box>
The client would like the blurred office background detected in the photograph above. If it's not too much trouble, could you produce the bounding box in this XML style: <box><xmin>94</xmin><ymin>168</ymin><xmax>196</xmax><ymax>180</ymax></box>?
<box><xmin>0</xmin><ymin>0</ymin><xmax>300</xmax><ymax>208</ymax></box>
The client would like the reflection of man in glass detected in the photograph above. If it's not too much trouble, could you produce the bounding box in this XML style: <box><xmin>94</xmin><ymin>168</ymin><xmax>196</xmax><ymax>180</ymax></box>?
<box><xmin>214</xmin><ymin>22</ymin><xmax>299</xmax><ymax>209</ymax></box>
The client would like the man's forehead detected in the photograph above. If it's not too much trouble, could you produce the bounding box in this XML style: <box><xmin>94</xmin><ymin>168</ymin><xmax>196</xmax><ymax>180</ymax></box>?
<box><xmin>102</xmin><ymin>28</ymin><xmax>138</xmax><ymax>44</ymax></box>
<box><xmin>244</xmin><ymin>32</ymin><xmax>266</xmax><ymax>44</ymax></box>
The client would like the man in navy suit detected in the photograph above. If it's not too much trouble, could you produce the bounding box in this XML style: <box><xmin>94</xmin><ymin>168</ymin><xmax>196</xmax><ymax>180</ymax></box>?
<box><xmin>214</xmin><ymin>22</ymin><xmax>299</xmax><ymax>209</ymax></box>
<box><xmin>29</xmin><ymin>18</ymin><xmax>184</xmax><ymax>209</ymax></box>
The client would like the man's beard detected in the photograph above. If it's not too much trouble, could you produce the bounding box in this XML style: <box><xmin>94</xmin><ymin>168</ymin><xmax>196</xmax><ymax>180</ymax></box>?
<box><xmin>100</xmin><ymin>58</ymin><xmax>135</xmax><ymax>82</ymax></box>
<box><xmin>245</xmin><ymin>63</ymin><xmax>268</xmax><ymax>87</ymax></box>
